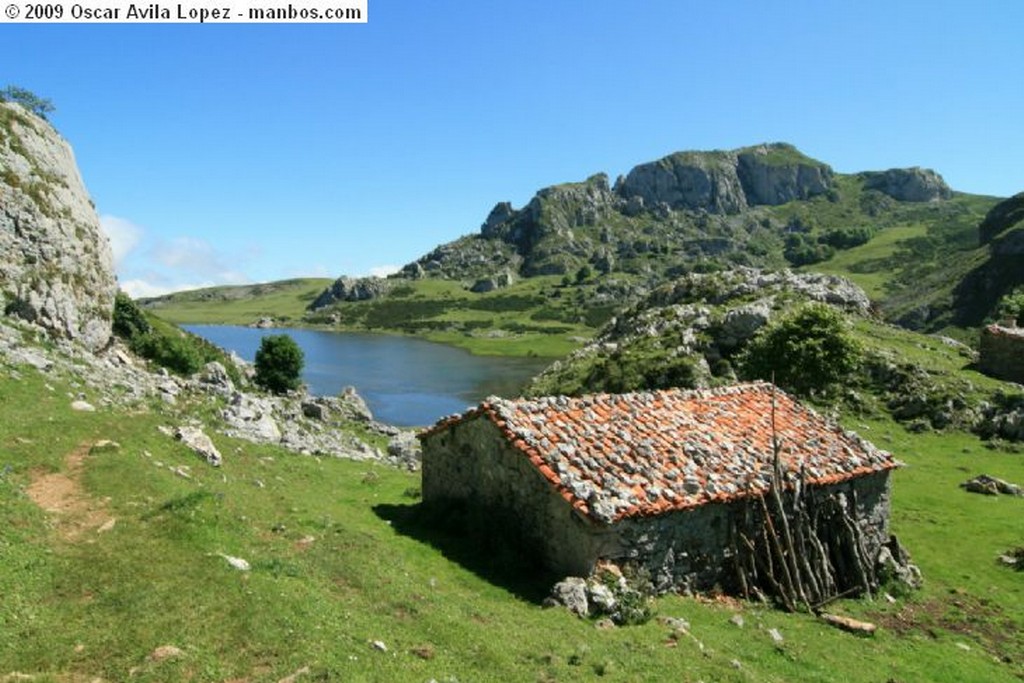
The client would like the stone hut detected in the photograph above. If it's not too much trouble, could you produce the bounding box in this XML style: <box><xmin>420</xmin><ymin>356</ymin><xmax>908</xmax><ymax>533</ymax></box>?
<box><xmin>419</xmin><ymin>382</ymin><xmax>901</xmax><ymax>594</ymax></box>
<box><xmin>979</xmin><ymin>323</ymin><xmax>1024</xmax><ymax>384</ymax></box>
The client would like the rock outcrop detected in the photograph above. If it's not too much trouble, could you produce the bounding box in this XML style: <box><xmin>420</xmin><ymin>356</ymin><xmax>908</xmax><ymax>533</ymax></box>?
<box><xmin>310</xmin><ymin>276</ymin><xmax>391</xmax><ymax>310</ymax></box>
<box><xmin>0</xmin><ymin>102</ymin><xmax>116</xmax><ymax>351</ymax></box>
<box><xmin>616</xmin><ymin>143</ymin><xmax>833</xmax><ymax>214</ymax></box>
<box><xmin>861</xmin><ymin>168</ymin><xmax>952</xmax><ymax>202</ymax></box>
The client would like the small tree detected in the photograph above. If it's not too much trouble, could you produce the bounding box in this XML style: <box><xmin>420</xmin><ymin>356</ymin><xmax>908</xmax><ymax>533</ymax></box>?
<box><xmin>737</xmin><ymin>303</ymin><xmax>861</xmax><ymax>396</ymax></box>
<box><xmin>254</xmin><ymin>334</ymin><xmax>304</xmax><ymax>394</ymax></box>
<box><xmin>0</xmin><ymin>86</ymin><xmax>55</xmax><ymax>119</ymax></box>
<box><xmin>994</xmin><ymin>288</ymin><xmax>1024</xmax><ymax>326</ymax></box>
<box><xmin>112</xmin><ymin>291</ymin><xmax>151</xmax><ymax>341</ymax></box>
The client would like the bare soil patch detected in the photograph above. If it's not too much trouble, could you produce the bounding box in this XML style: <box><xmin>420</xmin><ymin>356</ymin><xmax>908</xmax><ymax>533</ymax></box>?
<box><xmin>26</xmin><ymin>442</ymin><xmax>114</xmax><ymax>541</ymax></box>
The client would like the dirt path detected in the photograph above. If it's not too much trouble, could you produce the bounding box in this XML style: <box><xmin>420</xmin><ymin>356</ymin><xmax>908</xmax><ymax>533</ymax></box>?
<box><xmin>26</xmin><ymin>442</ymin><xmax>115</xmax><ymax>541</ymax></box>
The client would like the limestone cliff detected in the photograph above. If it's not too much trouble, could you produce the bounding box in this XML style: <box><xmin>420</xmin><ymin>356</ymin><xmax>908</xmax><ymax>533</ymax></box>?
<box><xmin>861</xmin><ymin>167</ymin><xmax>952</xmax><ymax>202</ymax></box>
<box><xmin>616</xmin><ymin>143</ymin><xmax>833</xmax><ymax>214</ymax></box>
<box><xmin>0</xmin><ymin>102</ymin><xmax>116</xmax><ymax>350</ymax></box>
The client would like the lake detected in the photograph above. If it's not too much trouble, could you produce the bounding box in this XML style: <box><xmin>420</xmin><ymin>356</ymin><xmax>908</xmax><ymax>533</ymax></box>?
<box><xmin>183</xmin><ymin>326</ymin><xmax>550</xmax><ymax>427</ymax></box>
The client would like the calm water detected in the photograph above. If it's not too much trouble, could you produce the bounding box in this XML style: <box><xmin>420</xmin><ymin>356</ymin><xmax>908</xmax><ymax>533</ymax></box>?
<box><xmin>183</xmin><ymin>326</ymin><xmax>549</xmax><ymax>427</ymax></box>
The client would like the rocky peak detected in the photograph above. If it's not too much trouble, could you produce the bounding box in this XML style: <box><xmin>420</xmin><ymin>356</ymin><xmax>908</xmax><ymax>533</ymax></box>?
<box><xmin>861</xmin><ymin>167</ymin><xmax>952</xmax><ymax>202</ymax></box>
<box><xmin>736</xmin><ymin>143</ymin><xmax>833</xmax><ymax>205</ymax></box>
<box><xmin>615</xmin><ymin>143</ymin><xmax>833</xmax><ymax>215</ymax></box>
<box><xmin>0</xmin><ymin>102</ymin><xmax>116</xmax><ymax>351</ymax></box>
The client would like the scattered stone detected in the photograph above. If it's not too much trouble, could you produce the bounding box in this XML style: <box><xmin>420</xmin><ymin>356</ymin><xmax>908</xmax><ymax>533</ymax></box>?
<box><xmin>217</xmin><ymin>554</ymin><xmax>250</xmax><ymax>571</ymax></box>
<box><xmin>547</xmin><ymin>577</ymin><xmax>589</xmax><ymax>618</ymax></box>
<box><xmin>370</xmin><ymin>640</ymin><xmax>388</xmax><ymax>652</ymax></box>
<box><xmin>729</xmin><ymin>614</ymin><xmax>745</xmax><ymax>628</ymax></box>
<box><xmin>960</xmin><ymin>474</ymin><xmax>1022</xmax><ymax>496</ymax></box>
<box><xmin>730</xmin><ymin>659</ymin><xmax>742</xmax><ymax>670</ymax></box>
<box><xmin>658</xmin><ymin>616</ymin><xmax>690</xmax><ymax>632</ymax></box>
<box><xmin>71</xmin><ymin>400</ymin><xmax>95</xmax><ymax>412</ymax></box>
<box><xmin>955</xmin><ymin>642</ymin><xmax>972</xmax><ymax>652</ymax></box>
<box><xmin>174</xmin><ymin>426</ymin><xmax>222</xmax><ymax>467</ymax></box>
<box><xmin>89</xmin><ymin>440</ymin><xmax>120</xmax><ymax>454</ymax></box>
<box><xmin>198</xmin><ymin>361</ymin><xmax>234</xmax><ymax>392</ymax></box>
<box><xmin>768</xmin><ymin>627</ymin><xmax>784</xmax><ymax>645</ymax></box>
<box><xmin>594</xmin><ymin>618</ymin><xmax>616</xmax><ymax>630</ymax></box>
<box><xmin>97</xmin><ymin>518</ymin><xmax>116</xmax><ymax>533</ymax></box>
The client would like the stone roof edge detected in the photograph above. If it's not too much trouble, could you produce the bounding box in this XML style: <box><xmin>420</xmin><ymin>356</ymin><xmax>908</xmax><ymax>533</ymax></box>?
<box><xmin>418</xmin><ymin>382</ymin><xmax>901</xmax><ymax>524</ymax></box>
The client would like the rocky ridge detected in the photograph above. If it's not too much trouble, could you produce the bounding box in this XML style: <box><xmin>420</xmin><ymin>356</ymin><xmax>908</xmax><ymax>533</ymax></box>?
<box><xmin>527</xmin><ymin>268</ymin><xmax>871</xmax><ymax>396</ymax></box>
<box><xmin>0</xmin><ymin>102</ymin><xmax>117</xmax><ymax>351</ymax></box>
<box><xmin>0</xmin><ymin>316</ymin><xmax>421</xmax><ymax>470</ymax></box>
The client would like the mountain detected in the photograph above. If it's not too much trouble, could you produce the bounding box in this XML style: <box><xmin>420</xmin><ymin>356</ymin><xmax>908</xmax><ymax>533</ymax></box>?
<box><xmin>0</xmin><ymin>101</ymin><xmax>117</xmax><ymax>350</ymax></box>
<box><xmin>307</xmin><ymin>143</ymin><xmax>996</xmax><ymax>332</ymax></box>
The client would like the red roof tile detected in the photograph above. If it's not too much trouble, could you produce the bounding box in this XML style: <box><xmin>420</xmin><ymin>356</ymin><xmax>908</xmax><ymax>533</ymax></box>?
<box><xmin>420</xmin><ymin>382</ymin><xmax>899</xmax><ymax>523</ymax></box>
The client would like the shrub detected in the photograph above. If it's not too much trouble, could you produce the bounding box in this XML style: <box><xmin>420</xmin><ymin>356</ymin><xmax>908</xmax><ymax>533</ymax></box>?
<box><xmin>994</xmin><ymin>288</ymin><xmax>1024</xmax><ymax>325</ymax></box>
<box><xmin>112</xmin><ymin>291</ymin><xmax>151</xmax><ymax>340</ymax></box>
<box><xmin>0</xmin><ymin>86</ymin><xmax>55</xmax><ymax>119</ymax></box>
<box><xmin>738</xmin><ymin>303</ymin><xmax>861</xmax><ymax>396</ymax></box>
<box><xmin>130</xmin><ymin>332</ymin><xmax>204</xmax><ymax>376</ymax></box>
<box><xmin>819</xmin><ymin>226</ymin><xmax>875</xmax><ymax>250</ymax></box>
<box><xmin>254</xmin><ymin>334</ymin><xmax>304</xmax><ymax>394</ymax></box>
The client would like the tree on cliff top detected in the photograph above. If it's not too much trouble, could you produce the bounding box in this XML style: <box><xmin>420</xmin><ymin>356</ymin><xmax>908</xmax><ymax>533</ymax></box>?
<box><xmin>0</xmin><ymin>86</ymin><xmax>55</xmax><ymax>119</ymax></box>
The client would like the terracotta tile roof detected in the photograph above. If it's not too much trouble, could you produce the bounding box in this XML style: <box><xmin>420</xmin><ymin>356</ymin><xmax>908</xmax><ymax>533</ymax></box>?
<box><xmin>420</xmin><ymin>382</ymin><xmax>898</xmax><ymax>523</ymax></box>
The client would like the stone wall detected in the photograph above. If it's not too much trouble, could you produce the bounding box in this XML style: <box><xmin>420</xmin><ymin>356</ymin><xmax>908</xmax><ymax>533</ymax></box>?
<box><xmin>979</xmin><ymin>324</ymin><xmax>1024</xmax><ymax>383</ymax></box>
<box><xmin>601</xmin><ymin>470</ymin><xmax>892</xmax><ymax>594</ymax></box>
<box><xmin>421</xmin><ymin>416</ymin><xmax>608</xmax><ymax>577</ymax></box>
<box><xmin>422</xmin><ymin>418</ymin><xmax>893</xmax><ymax>594</ymax></box>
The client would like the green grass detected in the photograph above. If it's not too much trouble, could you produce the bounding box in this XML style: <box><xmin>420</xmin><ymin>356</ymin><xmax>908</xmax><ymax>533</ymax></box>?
<box><xmin>149</xmin><ymin>275</ymin><xmax>605</xmax><ymax>359</ymax></box>
<box><xmin>140</xmin><ymin>278</ymin><xmax>333</xmax><ymax>325</ymax></box>
<box><xmin>813</xmin><ymin>223</ymin><xmax>930</xmax><ymax>299</ymax></box>
<box><xmin>2</xmin><ymin>335</ymin><xmax>1023</xmax><ymax>681</ymax></box>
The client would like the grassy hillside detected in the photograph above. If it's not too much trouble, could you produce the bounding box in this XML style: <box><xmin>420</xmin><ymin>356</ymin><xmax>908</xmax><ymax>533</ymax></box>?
<box><xmin>147</xmin><ymin>275</ymin><xmax>626</xmax><ymax>359</ymax></box>
<box><xmin>140</xmin><ymin>278</ymin><xmax>332</xmax><ymax>326</ymax></box>
<box><xmin>2</xmin><ymin>328</ymin><xmax>1023</xmax><ymax>681</ymax></box>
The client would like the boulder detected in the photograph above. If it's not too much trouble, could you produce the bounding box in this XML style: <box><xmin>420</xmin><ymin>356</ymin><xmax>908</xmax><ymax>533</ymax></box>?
<box><xmin>546</xmin><ymin>577</ymin><xmax>589</xmax><ymax>618</ymax></box>
<box><xmin>469</xmin><ymin>270</ymin><xmax>516</xmax><ymax>293</ymax></box>
<box><xmin>862</xmin><ymin>167</ymin><xmax>952</xmax><ymax>202</ymax></box>
<box><xmin>309</xmin><ymin>276</ymin><xmax>390</xmax><ymax>310</ymax></box>
<box><xmin>174</xmin><ymin>425</ymin><xmax>222</xmax><ymax>466</ymax></box>
<box><xmin>0</xmin><ymin>102</ymin><xmax>117</xmax><ymax>351</ymax></box>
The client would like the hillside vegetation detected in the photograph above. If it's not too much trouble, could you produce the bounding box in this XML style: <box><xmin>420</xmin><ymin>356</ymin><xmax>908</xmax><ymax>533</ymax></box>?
<box><xmin>2</xmin><ymin>318</ymin><xmax>1023</xmax><ymax>682</ymax></box>
<box><xmin>142</xmin><ymin>144</ymin><xmax>1009</xmax><ymax>358</ymax></box>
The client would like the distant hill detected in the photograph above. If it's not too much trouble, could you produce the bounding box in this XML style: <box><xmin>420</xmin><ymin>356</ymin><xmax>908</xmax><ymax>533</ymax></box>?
<box><xmin>309</xmin><ymin>143</ymin><xmax>999</xmax><ymax>334</ymax></box>
<box><xmin>145</xmin><ymin>143</ymin><xmax>1009</xmax><ymax>352</ymax></box>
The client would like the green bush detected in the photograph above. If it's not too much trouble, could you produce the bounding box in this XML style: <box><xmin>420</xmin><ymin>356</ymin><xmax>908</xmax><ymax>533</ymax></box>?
<box><xmin>254</xmin><ymin>334</ymin><xmax>304</xmax><ymax>394</ymax></box>
<box><xmin>112</xmin><ymin>291</ymin><xmax>151</xmax><ymax>340</ymax></box>
<box><xmin>0</xmin><ymin>85</ymin><xmax>55</xmax><ymax>119</ymax></box>
<box><xmin>819</xmin><ymin>226</ymin><xmax>875</xmax><ymax>250</ymax></box>
<box><xmin>994</xmin><ymin>288</ymin><xmax>1024</xmax><ymax>325</ymax></box>
<box><xmin>738</xmin><ymin>303</ymin><xmax>861</xmax><ymax>396</ymax></box>
<box><xmin>130</xmin><ymin>332</ymin><xmax>204</xmax><ymax>376</ymax></box>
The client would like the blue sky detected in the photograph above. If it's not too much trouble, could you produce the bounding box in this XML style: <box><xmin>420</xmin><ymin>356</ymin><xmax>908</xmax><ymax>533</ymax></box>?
<box><xmin>3</xmin><ymin>1</ymin><xmax>1022</xmax><ymax>296</ymax></box>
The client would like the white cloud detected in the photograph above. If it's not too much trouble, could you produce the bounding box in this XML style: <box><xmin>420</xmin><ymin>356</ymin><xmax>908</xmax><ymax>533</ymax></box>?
<box><xmin>368</xmin><ymin>264</ymin><xmax>400</xmax><ymax>278</ymax></box>
<box><xmin>99</xmin><ymin>214</ymin><xmax>143</xmax><ymax>266</ymax></box>
<box><xmin>119</xmin><ymin>278</ymin><xmax>216</xmax><ymax>299</ymax></box>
